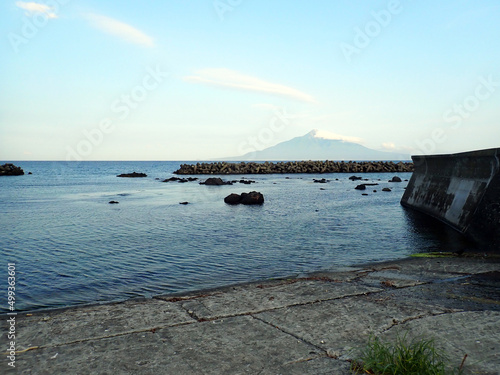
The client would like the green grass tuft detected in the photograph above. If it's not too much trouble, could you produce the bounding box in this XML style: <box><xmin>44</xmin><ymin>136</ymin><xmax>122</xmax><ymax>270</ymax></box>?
<box><xmin>351</xmin><ymin>334</ymin><xmax>463</xmax><ymax>375</ymax></box>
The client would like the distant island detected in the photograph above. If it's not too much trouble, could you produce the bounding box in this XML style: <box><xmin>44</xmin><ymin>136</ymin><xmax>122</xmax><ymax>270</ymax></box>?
<box><xmin>224</xmin><ymin>129</ymin><xmax>410</xmax><ymax>161</ymax></box>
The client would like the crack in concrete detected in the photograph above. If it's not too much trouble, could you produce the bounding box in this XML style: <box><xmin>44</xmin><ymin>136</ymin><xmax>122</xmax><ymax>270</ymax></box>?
<box><xmin>16</xmin><ymin>321</ymin><xmax>195</xmax><ymax>354</ymax></box>
<box><xmin>380</xmin><ymin>310</ymin><xmax>457</xmax><ymax>334</ymax></box>
<box><xmin>170</xmin><ymin>288</ymin><xmax>385</xmax><ymax>324</ymax></box>
<box><xmin>251</xmin><ymin>314</ymin><xmax>328</xmax><ymax>358</ymax></box>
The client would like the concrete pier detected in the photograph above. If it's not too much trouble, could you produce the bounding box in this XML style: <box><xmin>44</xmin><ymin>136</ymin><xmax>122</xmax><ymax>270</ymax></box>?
<box><xmin>401</xmin><ymin>148</ymin><xmax>500</xmax><ymax>249</ymax></box>
<box><xmin>2</xmin><ymin>256</ymin><xmax>499</xmax><ymax>374</ymax></box>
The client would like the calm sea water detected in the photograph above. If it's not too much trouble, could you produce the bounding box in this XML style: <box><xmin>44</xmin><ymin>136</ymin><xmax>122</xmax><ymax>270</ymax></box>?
<box><xmin>0</xmin><ymin>161</ymin><xmax>474</xmax><ymax>312</ymax></box>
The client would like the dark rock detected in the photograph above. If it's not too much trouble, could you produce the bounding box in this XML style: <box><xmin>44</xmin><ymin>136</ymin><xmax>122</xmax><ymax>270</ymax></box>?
<box><xmin>373</xmin><ymin>190</ymin><xmax>377</xmax><ymax>192</ymax></box>
<box><xmin>355</xmin><ymin>184</ymin><xmax>367</xmax><ymax>190</ymax></box>
<box><xmin>163</xmin><ymin>177</ymin><xmax>181</xmax><ymax>182</ymax></box>
<box><xmin>200</xmin><ymin>177</ymin><xmax>232</xmax><ymax>186</ymax></box>
<box><xmin>179</xmin><ymin>202</ymin><xmax>189</xmax><ymax>205</ymax></box>
<box><xmin>164</xmin><ymin>176</ymin><xmax>197</xmax><ymax>183</ymax></box>
<box><xmin>224</xmin><ymin>193</ymin><xmax>242</xmax><ymax>205</ymax></box>
<box><xmin>28</xmin><ymin>172</ymin><xmax>32</xmax><ymax>175</ymax></box>
<box><xmin>0</xmin><ymin>163</ymin><xmax>24</xmax><ymax>176</ymax></box>
<box><xmin>389</xmin><ymin>176</ymin><xmax>402</xmax><ymax>182</ymax></box>
<box><xmin>109</xmin><ymin>201</ymin><xmax>119</xmax><ymax>204</ymax></box>
<box><xmin>349</xmin><ymin>176</ymin><xmax>362</xmax><ymax>181</ymax></box>
<box><xmin>117</xmin><ymin>172</ymin><xmax>147</xmax><ymax>178</ymax></box>
<box><xmin>382</xmin><ymin>187</ymin><xmax>392</xmax><ymax>192</ymax></box>
<box><xmin>240</xmin><ymin>191</ymin><xmax>264</xmax><ymax>205</ymax></box>
<box><xmin>362</xmin><ymin>193</ymin><xmax>368</xmax><ymax>196</ymax></box>
<box><xmin>225</xmin><ymin>191</ymin><xmax>264</xmax><ymax>205</ymax></box>
<box><xmin>320</xmin><ymin>188</ymin><xmax>326</xmax><ymax>190</ymax></box>
<box><xmin>239</xmin><ymin>179</ymin><xmax>255</xmax><ymax>184</ymax></box>
<box><xmin>313</xmin><ymin>178</ymin><xmax>329</xmax><ymax>183</ymax></box>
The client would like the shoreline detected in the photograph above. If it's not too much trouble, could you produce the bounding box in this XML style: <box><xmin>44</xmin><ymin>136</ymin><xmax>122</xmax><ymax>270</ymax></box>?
<box><xmin>4</xmin><ymin>252</ymin><xmax>496</xmax><ymax>316</ymax></box>
<box><xmin>4</xmin><ymin>255</ymin><xmax>499</xmax><ymax>374</ymax></box>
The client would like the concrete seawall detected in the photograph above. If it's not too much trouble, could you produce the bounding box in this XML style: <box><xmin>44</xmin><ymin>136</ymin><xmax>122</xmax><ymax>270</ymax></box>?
<box><xmin>401</xmin><ymin>148</ymin><xmax>500</xmax><ymax>249</ymax></box>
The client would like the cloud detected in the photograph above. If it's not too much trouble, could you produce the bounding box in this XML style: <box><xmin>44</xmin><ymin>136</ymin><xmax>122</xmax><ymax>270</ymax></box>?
<box><xmin>184</xmin><ymin>68</ymin><xmax>315</xmax><ymax>103</ymax></box>
<box><xmin>84</xmin><ymin>13</ymin><xmax>154</xmax><ymax>48</ymax></box>
<box><xmin>381</xmin><ymin>142</ymin><xmax>396</xmax><ymax>150</ymax></box>
<box><xmin>16</xmin><ymin>1</ymin><xmax>57</xmax><ymax>18</ymax></box>
<box><xmin>381</xmin><ymin>142</ymin><xmax>415</xmax><ymax>153</ymax></box>
<box><xmin>310</xmin><ymin>129</ymin><xmax>363</xmax><ymax>144</ymax></box>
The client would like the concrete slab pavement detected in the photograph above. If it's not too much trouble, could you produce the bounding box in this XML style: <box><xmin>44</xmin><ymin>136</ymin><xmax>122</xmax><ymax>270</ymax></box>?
<box><xmin>2</xmin><ymin>256</ymin><xmax>499</xmax><ymax>374</ymax></box>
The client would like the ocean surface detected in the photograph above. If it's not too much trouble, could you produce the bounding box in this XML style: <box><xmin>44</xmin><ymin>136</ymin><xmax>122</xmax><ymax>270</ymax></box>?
<box><xmin>0</xmin><ymin>161</ymin><xmax>475</xmax><ymax>313</ymax></box>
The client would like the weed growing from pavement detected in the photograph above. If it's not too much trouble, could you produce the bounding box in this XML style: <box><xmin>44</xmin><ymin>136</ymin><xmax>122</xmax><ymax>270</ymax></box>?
<box><xmin>350</xmin><ymin>333</ymin><xmax>465</xmax><ymax>375</ymax></box>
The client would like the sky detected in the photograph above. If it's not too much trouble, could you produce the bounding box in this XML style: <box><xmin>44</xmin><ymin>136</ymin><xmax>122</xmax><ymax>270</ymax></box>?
<box><xmin>1</xmin><ymin>0</ymin><xmax>499</xmax><ymax>161</ymax></box>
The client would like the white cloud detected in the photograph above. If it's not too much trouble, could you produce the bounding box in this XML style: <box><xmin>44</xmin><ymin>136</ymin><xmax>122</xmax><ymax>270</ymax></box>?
<box><xmin>381</xmin><ymin>142</ymin><xmax>396</xmax><ymax>150</ymax></box>
<box><xmin>184</xmin><ymin>68</ymin><xmax>315</xmax><ymax>103</ymax></box>
<box><xmin>381</xmin><ymin>142</ymin><xmax>415</xmax><ymax>154</ymax></box>
<box><xmin>16</xmin><ymin>1</ymin><xmax>57</xmax><ymax>18</ymax></box>
<box><xmin>84</xmin><ymin>13</ymin><xmax>154</xmax><ymax>48</ymax></box>
<box><xmin>310</xmin><ymin>129</ymin><xmax>364</xmax><ymax>144</ymax></box>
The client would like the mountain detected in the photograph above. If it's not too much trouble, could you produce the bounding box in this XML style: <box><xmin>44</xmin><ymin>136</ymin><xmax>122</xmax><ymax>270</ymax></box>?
<box><xmin>224</xmin><ymin>129</ymin><xmax>410</xmax><ymax>161</ymax></box>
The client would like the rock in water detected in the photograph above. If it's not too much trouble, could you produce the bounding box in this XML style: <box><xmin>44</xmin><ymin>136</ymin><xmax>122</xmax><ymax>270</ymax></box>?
<box><xmin>224</xmin><ymin>192</ymin><xmax>264</xmax><ymax>205</ymax></box>
<box><xmin>389</xmin><ymin>176</ymin><xmax>402</xmax><ymax>182</ymax></box>
<box><xmin>382</xmin><ymin>187</ymin><xmax>392</xmax><ymax>192</ymax></box>
<box><xmin>224</xmin><ymin>193</ymin><xmax>242</xmax><ymax>205</ymax></box>
<box><xmin>117</xmin><ymin>172</ymin><xmax>147</xmax><ymax>178</ymax></box>
<box><xmin>354</xmin><ymin>184</ymin><xmax>367</xmax><ymax>190</ymax></box>
<box><xmin>200</xmin><ymin>177</ymin><xmax>232</xmax><ymax>185</ymax></box>
<box><xmin>240</xmin><ymin>191</ymin><xmax>264</xmax><ymax>205</ymax></box>
<box><xmin>0</xmin><ymin>163</ymin><xmax>24</xmax><ymax>176</ymax></box>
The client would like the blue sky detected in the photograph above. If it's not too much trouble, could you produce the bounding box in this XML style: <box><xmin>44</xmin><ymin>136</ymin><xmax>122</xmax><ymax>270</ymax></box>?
<box><xmin>1</xmin><ymin>0</ymin><xmax>499</xmax><ymax>160</ymax></box>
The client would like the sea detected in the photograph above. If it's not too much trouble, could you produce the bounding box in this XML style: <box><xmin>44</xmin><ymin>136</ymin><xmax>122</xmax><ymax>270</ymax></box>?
<box><xmin>0</xmin><ymin>161</ymin><xmax>475</xmax><ymax>313</ymax></box>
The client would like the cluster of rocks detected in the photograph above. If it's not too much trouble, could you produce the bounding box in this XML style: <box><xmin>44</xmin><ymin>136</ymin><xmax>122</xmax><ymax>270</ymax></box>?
<box><xmin>224</xmin><ymin>191</ymin><xmax>264</xmax><ymax>205</ymax></box>
<box><xmin>163</xmin><ymin>177</ymin><xmax>198</xmax><ymax>183</ymax></box>
<box><xmin>174</xmin><ymin>161</ymin><xmax>413</xmax><ymax>175</ymax></box>
<box><xmin>0</xmin><ymin>163</ymin><xmax>24</xmax><ymax>176</ymax></box>
<box><xmin>117</xmin><ymin>172</ymin><xmax>147</xmax><ymax>178</ymax></box>
<box><xmin>199</xmin><ymin>177</ymin><xmax>256</xmax><ymax>186</ymax></box>
<box><xmin>354</xmin><ymin>175</ymin><xmax>403</xmax><ymax>192</ymax></box>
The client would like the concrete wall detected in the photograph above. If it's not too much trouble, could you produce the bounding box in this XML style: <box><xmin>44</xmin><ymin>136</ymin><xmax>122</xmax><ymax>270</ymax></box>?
<box><xmin>401</xmin><ymin>148</ymin><xmax>500</xmax><ymax>250</ymax></box>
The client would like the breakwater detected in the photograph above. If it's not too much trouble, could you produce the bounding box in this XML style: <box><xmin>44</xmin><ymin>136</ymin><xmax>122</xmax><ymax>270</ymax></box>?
<box><xmin>0</xmin><ymin>163</ymin><xmax>24</xmax><ymax>176</ymax></box>
<box><xmin>174</xmin><ymin>160</ymin><xmax>413</xmax><ymax>175</ymax></box>
<box><xmin>401</xmin><ymin>148</ymin><xmax>500</xmax><ymax>249</ymax></box>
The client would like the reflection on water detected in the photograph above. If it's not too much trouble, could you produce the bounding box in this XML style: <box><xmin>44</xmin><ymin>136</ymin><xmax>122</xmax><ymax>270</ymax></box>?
<box><xmin>402</xmin><ymin>207</ymin><xmax>479</xmax><ymax>253</ymax></box>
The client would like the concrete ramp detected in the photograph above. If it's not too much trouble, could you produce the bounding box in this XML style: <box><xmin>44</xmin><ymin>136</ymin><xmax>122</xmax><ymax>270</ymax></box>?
<box><xmin>401</xmin><ymin>148</ymin><xmax>500</xmax><ymax>249</ymax></box>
